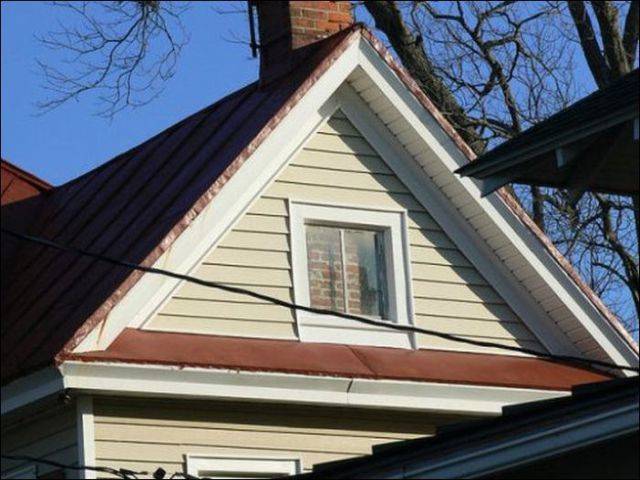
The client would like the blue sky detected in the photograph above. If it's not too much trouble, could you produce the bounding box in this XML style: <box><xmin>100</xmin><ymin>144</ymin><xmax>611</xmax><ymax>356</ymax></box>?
<box><xmin>1</xmin><ymin>1</ymin><xmax>261</xmax><ymax>184</ymax></box>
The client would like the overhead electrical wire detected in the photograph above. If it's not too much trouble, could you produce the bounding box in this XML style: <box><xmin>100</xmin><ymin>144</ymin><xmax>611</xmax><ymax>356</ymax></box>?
<box><xmin>0</xmin><ymin>454</ymin><xmax>199</xmax><ymax>479</ymax></box>
<box><xmin>1</xmin><ymin>227</ymin><xmax>638</xmax><ymax>373</ymax></box>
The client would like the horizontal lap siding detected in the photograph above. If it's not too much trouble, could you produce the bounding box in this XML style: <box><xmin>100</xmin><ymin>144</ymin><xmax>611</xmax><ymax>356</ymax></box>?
<box><xmin>1</xmin><ymin>404</ymin><xmax>77</xmax><ymax>478</ymax></box>
<box><xmin>92</xmin><ymin>398</ymin><xmax>446</xmax><ymax>476</ymax></box>
<box><xmin>149</xmin><ymin>112</ymin><xmax>543</xmax><ymax>353</ymax></box>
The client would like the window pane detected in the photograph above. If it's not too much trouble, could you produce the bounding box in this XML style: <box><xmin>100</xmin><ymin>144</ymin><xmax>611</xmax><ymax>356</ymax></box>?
<box><xmin>344</xmin><ymin>229</ymin><xmax>388</xmax><ymax>318</ymax></box>
<box><xmin>306</xmin><ymin>225</ymin><xmax>345</xmax><ymax>312</ymax></box>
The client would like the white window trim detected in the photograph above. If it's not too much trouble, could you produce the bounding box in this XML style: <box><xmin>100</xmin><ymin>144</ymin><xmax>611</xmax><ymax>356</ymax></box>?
<box><xmin>185</xmin><ymin>455</ymin><xmax>301</xmax><ymax>478</ymax></box>
<box><xmin>289</xmin><ymin>200</ymin><xmax>415</xmax><ymax>348</ymax></box>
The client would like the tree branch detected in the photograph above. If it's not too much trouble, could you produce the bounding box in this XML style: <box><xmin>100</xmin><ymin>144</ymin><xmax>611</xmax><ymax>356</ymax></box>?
<box><xmin>567</xmin><ymin>1</ymin><xmax>612</xmax><ymax>87</ymax></box>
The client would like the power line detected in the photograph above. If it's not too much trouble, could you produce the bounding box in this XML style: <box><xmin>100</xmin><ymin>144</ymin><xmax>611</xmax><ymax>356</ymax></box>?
<box><xmin>2</xmin><ymin>227</ymin><xmax>638</xmax><ymax>373</ymax></box>
<box><xmin>1</xmin><ymin>454</ymin><xmax>142</xmax><ymax>479</ymax></box>
<box><xmin>0</xmin><ymin>454</ymin><xmax>199</xmax><ymax>479</ymax></box>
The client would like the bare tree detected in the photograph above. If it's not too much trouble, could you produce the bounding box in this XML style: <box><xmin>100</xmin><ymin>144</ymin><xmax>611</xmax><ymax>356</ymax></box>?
<box><xmin>363</xmin><ymin>1</ymin><xmax>638</xmax><ymax>331</ymax></box>
<box><xmin>32</xmin><ymin>1</ymin><xmax>639</xmax><ymax>331</ymax></box>
<box><xmin>37</xmin><ymin>1</ymin><xmax>189</xmax><ymax>118</ymax></box>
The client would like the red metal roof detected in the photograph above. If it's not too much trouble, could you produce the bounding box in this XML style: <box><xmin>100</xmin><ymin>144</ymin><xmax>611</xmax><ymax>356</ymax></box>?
<box><xmin>0</xmin><ymin>27</ymin><xmax>359</xmax><ymax>384</ymax></box>
<box><xmin>1</xmin><ymin>160</ymin><xmax>53</xmax><ymax>296</ymax></box>
<box><xmin>1</xmin><ymin>25</ymin><xmax>635</xmax><ymax>385</ymax></box>
<box><xmin>64</xmin><ymin>329</ymin><xmax>612</xmax><ymax>391</ymax></box>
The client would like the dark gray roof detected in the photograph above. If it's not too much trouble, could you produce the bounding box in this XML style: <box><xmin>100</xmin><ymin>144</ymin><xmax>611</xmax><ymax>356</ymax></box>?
<box><xmin>456</xmin><ymin>69</ymin><xmax>639</xmax><ymax>196</ymax></box>
<box><xmin>297</xmin><ymin>376</ymin><xmax>640</xmax><ymax>478</ymax></box>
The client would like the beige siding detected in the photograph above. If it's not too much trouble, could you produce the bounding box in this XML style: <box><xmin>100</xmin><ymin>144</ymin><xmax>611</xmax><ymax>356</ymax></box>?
<box><xmin>149</xmin><ymin>112</ymin><xmax>544</xmax><ymax>353</ymax></box>
<box><xmin>1</xmin><ymin>403</ymin><xmax>78</xmax><ymax>478</ymax></box>
<box><xmin>92</xmin><ymin>397</ymin><xmax>458</xmax><ymax>476</ymax></box>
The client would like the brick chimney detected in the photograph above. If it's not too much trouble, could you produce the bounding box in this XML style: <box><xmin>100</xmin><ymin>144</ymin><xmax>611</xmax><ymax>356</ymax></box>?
<box><xmin>253</xmin><ymin>1</ymin><xmax>354</xmax><ymax>82</ymax></box>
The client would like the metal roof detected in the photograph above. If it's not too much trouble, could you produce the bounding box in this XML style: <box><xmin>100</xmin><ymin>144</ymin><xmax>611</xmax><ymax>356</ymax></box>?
<box><xmin>0</xmin><ymin>27</ymin><xmax>358</xmax><ymax>384</ymax></box>
<box><xmin>456</xmin><ymin>69</ymin><xmax>639</xmax><ymax>196</ymax></box>
<box><xmin>63</xmin><ymin>328</ymin><xmax>611</xmax><ymax>391</ymax></box>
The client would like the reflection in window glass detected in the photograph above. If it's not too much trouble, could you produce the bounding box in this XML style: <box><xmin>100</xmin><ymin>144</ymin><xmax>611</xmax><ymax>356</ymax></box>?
<box><xmin>306</xmin><ymin>225</ymin><xmax>345</xmax><ymax>312</ymax></box>
<box><xmin>306</xmin><ymin>225</ymin><xmax>388</xmax><ymax>319</ymax></box>
<box><xmin>344</xmin><ymin>229</ymin><xmax>387</xmax><ymax>318</ymax></box>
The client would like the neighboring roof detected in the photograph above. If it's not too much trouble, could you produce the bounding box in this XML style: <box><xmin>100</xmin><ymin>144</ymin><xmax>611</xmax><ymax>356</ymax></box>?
<box><xmin>63</xmin><ymin>328</ymin><xmax>612</xmax><ymax>391</ymax></box>
<box><xmin>298</xmin><ymin>376</ymin><xmax>640</xmax><ymax>478</ymax></box>
<box><xmin>1</xmin><ymin>25</ymin><xmax>636</xmax><ymax>386</ymax></box>
<box><xmin>1</xmin><ymin>159</ymin><xmax>52</xmax><ymax>202</ymax></box>
<box><xmin>1</xmin><ymin>160</ymin><xmax>53</xmax><ymax>291</ymax></box>
<box><xmin>456</xmin><ymin>69</ymin><xmax>639</xmax><ymax>195</ymax></box>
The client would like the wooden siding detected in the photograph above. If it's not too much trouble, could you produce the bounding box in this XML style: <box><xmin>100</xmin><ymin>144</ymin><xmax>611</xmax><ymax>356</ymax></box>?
<box><xmin>1</xmin><ymin>403</ymin><xmax>77</xmax><ymax>478</ymax></box>
<box><xmin>92</xmin><ymin>397</ymin><xmax>457</xmax><ymax>476</ymax></box>
<box><xmin>148</xmin><ymin>112</ymin><xmax>544</xmax><ymax>353</ymax></box>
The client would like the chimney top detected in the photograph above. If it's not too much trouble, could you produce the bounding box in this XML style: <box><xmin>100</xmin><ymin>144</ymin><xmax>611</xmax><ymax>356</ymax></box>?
<box><xmin>252</xmin><ymin>1</ymin><xmax>354</xmax><ymax>83</ymax></box>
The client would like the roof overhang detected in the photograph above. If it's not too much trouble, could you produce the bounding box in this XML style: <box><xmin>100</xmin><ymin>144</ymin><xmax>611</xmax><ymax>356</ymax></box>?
<box><xmin>1</xmin><ymin>362</ymin><xmax>570</xmax><ymax>418</ymax></box>
<box><xmin>456</xmin><ymin>70</ymin><xmax>639</xmax><ymax>197</ymax></box>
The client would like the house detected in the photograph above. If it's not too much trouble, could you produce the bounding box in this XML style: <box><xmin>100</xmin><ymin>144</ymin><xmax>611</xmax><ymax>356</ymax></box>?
<box><xmin>1</xmin><ymin>1</ymin><xmax>638</xmax><ymax>478</ymax></box>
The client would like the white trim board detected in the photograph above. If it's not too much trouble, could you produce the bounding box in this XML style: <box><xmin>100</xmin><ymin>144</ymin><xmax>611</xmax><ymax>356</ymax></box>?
<box><xmin>76</xmin><ymin>396</ymin><xmax>96</xmax><ymax>480</ymax></box>
<box><xmin>70</xmin><ymin>33</ymin><xmax>637</xmax><ymax>370</ymax></box>
<box><xmin>354</xmin><ymin>38</ymin><xmax>637</xmax><ymax>367</ymax></box>
<box><xmin>185</xmin><ymin>455</ymin><xmax>302</xmax><ymax>478</ymax></box>
<box><xmin>58</xmin><ymin>361</ymin><xmax>568</xmax><ymax>416</ymax></box>
<box><xmin>1</xmin><ymin>363</ymin><xmax>569</xmax><ymax>418</ymax></box>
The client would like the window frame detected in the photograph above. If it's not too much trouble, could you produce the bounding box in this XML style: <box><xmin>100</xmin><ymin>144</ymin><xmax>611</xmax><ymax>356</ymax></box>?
<box><xmin>290</xmin><ymin>200</ymin><xmax>415</xmax><ymax>348</ymax></box>
<box><xmin>185</xmin><ymin>454</ymin><xmax>301</xmax><ymax>478</ymax></box>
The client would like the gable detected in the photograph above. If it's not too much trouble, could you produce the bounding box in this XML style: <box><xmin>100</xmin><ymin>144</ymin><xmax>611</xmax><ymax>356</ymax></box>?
<box><xmin>145</xmin><ymin>112</ymin><xmax>544</xmax><ymax>355</ymax></box>
<box><xmin>62</xmin><ymin>29</ymin><xmax>636</xmax><ymax>376</ymax></box>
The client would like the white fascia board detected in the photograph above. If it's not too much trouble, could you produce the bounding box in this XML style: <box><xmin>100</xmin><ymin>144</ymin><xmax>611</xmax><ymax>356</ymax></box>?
<box><xmin>0</xmin><ymin>367</ymin><xmax>64</xmax><ymax>416</ymax></box>
<box><xmin>355</xmin><ymin>38</ymin><xmax>638</xmax><ymax>367</ymax></box>
<box><xmin>74</xmin><ymin>39</ymin><xmax>361</xmax><ymax>352</ymax></box>
<box><xmin>400</xmin><ymin>402</ymin><xmax>639</xmax><ymax>478</ymax></box>
<box><xmin>335</xmin><ymin>83</ymin><xmax>575</xmax><ymax>357</ymax></box>
<box><xmin>56</xmin><ymin>361</ymin><xmax>568</xmax><ymax>417</ymax></box>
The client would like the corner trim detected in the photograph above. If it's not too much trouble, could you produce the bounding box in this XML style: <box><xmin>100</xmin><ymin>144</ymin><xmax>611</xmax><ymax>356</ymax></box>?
<box><xmin>76</xmin><ymin>396</ymin><xmax>96</xmax><ymax>479</ymax></box>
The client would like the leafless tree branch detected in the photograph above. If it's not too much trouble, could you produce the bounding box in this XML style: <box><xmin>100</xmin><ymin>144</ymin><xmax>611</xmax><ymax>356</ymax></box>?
<box><xmin>36</xmin><ymin>1</ymin><xmax>190</xmax><ymax>118</ymax></box>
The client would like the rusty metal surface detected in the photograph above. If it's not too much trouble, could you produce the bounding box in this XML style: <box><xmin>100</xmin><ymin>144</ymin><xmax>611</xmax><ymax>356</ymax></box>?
<box><xmin>64</xmin><ymin>328</ymin><xmax>612</xmax><ymax>391</ymax></box>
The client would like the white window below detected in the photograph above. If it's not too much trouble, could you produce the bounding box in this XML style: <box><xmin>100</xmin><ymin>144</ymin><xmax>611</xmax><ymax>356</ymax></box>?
<box><xmin>290</xmin><ymin>201</ymin><xmax>414</xmax><ymax>348</ymax></box>
<box><xmin>185</xmin><ymin>455</ymin><xmax>301</xmax><ymax>479</ymax></box>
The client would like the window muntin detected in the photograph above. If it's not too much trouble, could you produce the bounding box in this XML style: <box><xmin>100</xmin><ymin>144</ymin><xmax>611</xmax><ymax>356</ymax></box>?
<box><xmin>306</xmin><ymin>225</ymin><xmax>388</xmax><ymax>318</ymax></box>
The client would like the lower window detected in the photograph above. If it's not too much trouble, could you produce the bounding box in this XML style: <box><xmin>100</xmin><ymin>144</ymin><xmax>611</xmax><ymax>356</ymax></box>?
<box><xmin>185</xmin><ymin>455</ymin><xmax>301</xmax><ymax>479</ymax></box>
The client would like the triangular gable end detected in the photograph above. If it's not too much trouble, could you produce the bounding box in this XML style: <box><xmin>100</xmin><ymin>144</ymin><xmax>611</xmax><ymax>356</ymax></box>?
<box><xmin>142</xmin><ymin>110</ymin><xmax>544</xmax><ymax>354</ymax></box>
<box><xmin>72</xmin><ymin>30</ymin><xmax>637</xmax><ymax>370</ymax></box>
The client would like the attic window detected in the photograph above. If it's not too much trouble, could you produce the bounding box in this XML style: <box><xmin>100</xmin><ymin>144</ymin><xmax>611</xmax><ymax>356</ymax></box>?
<box><xmin>290</xmin><ymin>201</ymin><xmax>413</xmax><ymax>348</ymax></box>
<box><xmin>306</xmin><ymin>225</ymin><xmax>389</xmax><ymax>319</ymax></box>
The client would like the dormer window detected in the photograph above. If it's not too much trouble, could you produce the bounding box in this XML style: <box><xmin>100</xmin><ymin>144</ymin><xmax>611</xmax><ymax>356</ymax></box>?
<box><xmin>290</xmin><ymin>201</ymin><xmax>414</xmax><ymax>348</ymax></box>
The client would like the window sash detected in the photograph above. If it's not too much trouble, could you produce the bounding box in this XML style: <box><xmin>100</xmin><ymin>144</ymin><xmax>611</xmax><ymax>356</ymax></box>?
<box><xmin>305</xmin><ymin>224</ymin><xmax>389</xmax><ymax>320</ymax></box>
